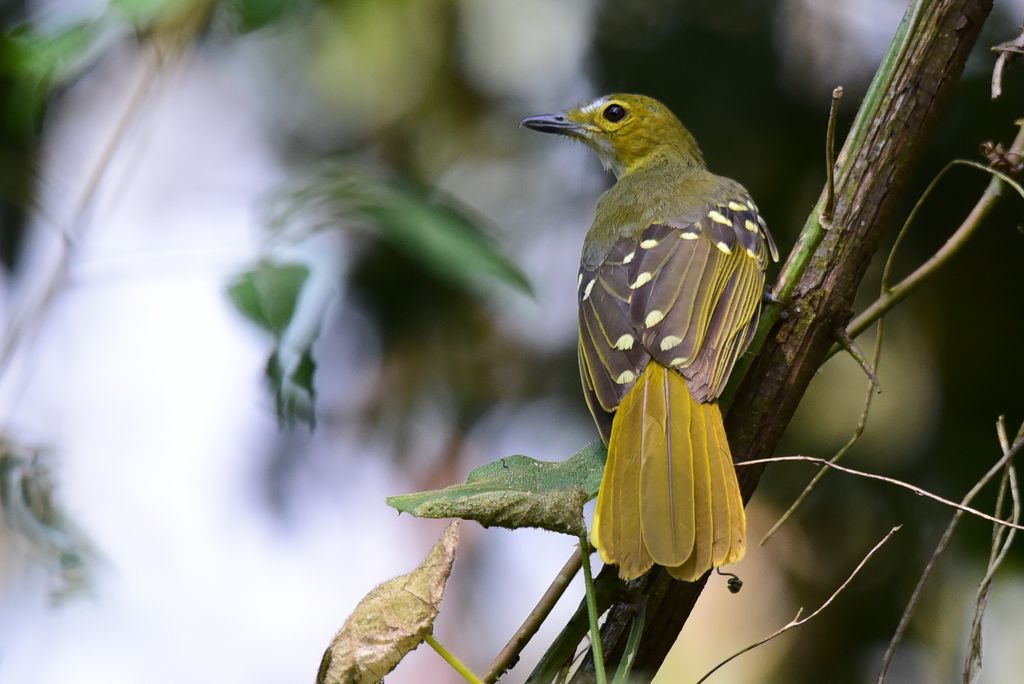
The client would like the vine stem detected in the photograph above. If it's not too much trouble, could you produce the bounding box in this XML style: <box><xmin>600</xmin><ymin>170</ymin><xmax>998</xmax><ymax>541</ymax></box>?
<box><xmin>844</xmin><ymin>122</ymin><xmax>1024</xmax><ymax>342</ymax></box>
<box><xmin>425</xmin><ymin>634</ymin><xmax>484</xmax><ymax>684</ymax></box>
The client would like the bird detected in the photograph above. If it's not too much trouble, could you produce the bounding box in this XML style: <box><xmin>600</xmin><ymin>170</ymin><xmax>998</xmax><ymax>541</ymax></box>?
<box><xmin>522</xmin><ymin>94</ymin><xmax>778</xmax><ymax>581</ymax></box>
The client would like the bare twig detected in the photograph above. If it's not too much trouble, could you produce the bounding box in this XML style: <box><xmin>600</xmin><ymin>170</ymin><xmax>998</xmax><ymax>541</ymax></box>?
<box><xmin>876</xmin><ymin>419</ymin><xmax>1024</xmax><ymax>682</ymax></box>
<box><xmin>786</xmin><ymin>124</ymin><xmax>1024</xmax><ymax>542</ymax></box>
<box><xmin>484</xmin><ymin>549</ymin><xmax>583</xmax><ymax>683</ymax></box>
<box><xmin>820</xmin><ymin>86</ymin><xmax>845</xmax><ymax>227</ymax></box>
<box><xmin>697</xmin><ymin>526</ymin><xmax>901</xmax><ymax>684</ymax></box>
<box><xmin>741</xmin><ymin>448</ymin><xmax>1024</xmax><ymax>532</ymax></box>
<box><xmin>991</xmin><ymin>27</ymin><xmax>1024</xmax><ymax>100</ymax></box>
<box><xmin>760</xmin><ymin>317</ymin><xmax>885</xmax><ymax>546</ymax></box>
<box><xmin>833</xmin><ymin>326</ymin><xmax>881</xmax><ymax>392</ymax></box>
<box><xmin>963</xmin><ymin>418</ymin><xmax>1022</xmax><ymax>683</ymax></box>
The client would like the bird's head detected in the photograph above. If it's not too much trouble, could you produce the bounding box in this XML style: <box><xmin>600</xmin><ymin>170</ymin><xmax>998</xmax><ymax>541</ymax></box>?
<box><xmin>521</xmin><ymin>93</ymin><xmax>704</xmax><ymax>179</ymax></box>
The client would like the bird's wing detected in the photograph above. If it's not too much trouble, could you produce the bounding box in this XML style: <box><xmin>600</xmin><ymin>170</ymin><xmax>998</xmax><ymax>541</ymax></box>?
<box><xmin>577</xmin><ymin>197</ymin><xmax>776</xmax><ymax>437</ymax></box>
<box><xmin>627</xmin><ymin>197</ymin><xmax>776</xmax><ymax>402</ymax></box>
<box><xmin>577</xmin><ymin>238</ymin><xmax>651</xmax><ymax>442</ymax></box>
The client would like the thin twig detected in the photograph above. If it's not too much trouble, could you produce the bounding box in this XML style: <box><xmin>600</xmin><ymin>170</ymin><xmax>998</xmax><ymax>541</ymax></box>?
<box><xmin>741</xmin><ymin>448</ymin><xmax>1024</xmax><ymax>532</ymax></box>
<box><xmin>963</xmin><ymin>419</ymin><xmax>1021</xmax><ymax>683</ymax></box>
<box><xmin>845</xmin><ymin>123</ymin><xmax>1024</xmax><ymax>342</ymax></box>
<box><xmin>820</xmin><ymin>86</ymin><xmax>845</xmax><ymax>227</ymax></box>
<box><xmin>697</xmin><ymin>525</ymin><xmax>901</xmax><ymax>684</ymax></box>
<box><xmin>484</xmin><ymin>549</ymin><xmax>583</xmax><ymax>682</ymax></box>
<box><xmin>761</xmin><ymin>317</ymin><xmax>884</xmax><ymax>545</ymax></box>
<box><xmin>877</xmin><ymin>418</ymin><xmax>1024</xmax><ymax>682</ymax></box>
<box><xmin>833</xmin><ymin>326</ymin><xmax>881</xmax><ymax>392</ymax></box>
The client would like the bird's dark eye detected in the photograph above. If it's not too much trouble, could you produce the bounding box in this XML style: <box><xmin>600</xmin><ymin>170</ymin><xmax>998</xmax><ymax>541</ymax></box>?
<box><xmin>602</xmin><ymin>104</ymin><xmax>627</xmax><ymax>122</ymax></box>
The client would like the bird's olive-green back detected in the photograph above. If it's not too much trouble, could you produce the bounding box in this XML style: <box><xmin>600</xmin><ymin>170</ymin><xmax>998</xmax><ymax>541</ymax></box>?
<box><xmin>583</xmin><ymin>160</ymin><xmax>752</xmax><ymax>268</ymax></box>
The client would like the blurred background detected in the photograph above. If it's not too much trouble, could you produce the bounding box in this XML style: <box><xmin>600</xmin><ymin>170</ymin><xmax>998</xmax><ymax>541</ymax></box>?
<box><xmin>1</xmin><ymin>0</ymin><xmax>1023</xmax><ymax>682</ymax></box>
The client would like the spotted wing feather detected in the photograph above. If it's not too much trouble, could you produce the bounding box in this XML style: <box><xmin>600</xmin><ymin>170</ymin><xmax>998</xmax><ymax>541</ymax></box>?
<box><xmin>626</xmin><ymin>199</ymin><xmax>776</xmax><ymax>402</ymax></box>
<box><xmin>577</xmin><ymin>239</ymin><xmax>650</xmax><ymax>441</ymax></box>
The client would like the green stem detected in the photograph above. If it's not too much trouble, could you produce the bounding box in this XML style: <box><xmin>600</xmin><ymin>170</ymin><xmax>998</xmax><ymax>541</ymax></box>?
<box><xmin>843</xmin><ymin>147</ymin><xmax>1024</xmax><ymax>344</ymax></box>
<box><xmin>611</xmin><ymin>596</ymin><xmax>645</xmax><ymax>684</ymax></box>
<box><xmin>579</xmin><ymin>535</ymin><xmax>608</xmax><ymax>684</ymax></box>
<box><xmin>425</xmin><ymin>633</ymin><xmax>484</xmax><ymax>684</ymax></box>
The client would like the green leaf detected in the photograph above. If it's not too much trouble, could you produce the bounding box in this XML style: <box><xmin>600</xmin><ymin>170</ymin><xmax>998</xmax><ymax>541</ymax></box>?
<box><xmin>354</xmin><ymin>183</ymin><xmax>534</xmax><ymax>296</ymax></box>
<box><xmin>228</xmin><ymin>261</ymin><xmax>319</xmax><ymax>426</ymax></box>
<box><xmin>227</xmin><ymin>261</ymin><xmax>309</xmax><ymax>336</ymax></box>
<box><xmin>317</xmin><ymin>523</ymin><xmax>460</xmax><ymax>684</ymax></box>
<box><xmin>387</xmin><ymin>441</ymin><xmax>607</xmax><ymax>537</ymax></box>
<box><xmin>4</xmin><ymin>21</ymin><xmax>102</xmax><ymax>85</ymax></box>
<box><xmin>227</xmin><ymin>0</ymin><xmax>307</xmax><ymax>33</ymax></box>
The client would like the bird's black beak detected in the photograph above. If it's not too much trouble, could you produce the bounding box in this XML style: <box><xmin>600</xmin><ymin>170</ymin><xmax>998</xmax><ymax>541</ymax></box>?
<box><xmin>520</xmin><ymin>113</ymin><xmax>581</xmax><ymax>135</ymax></box>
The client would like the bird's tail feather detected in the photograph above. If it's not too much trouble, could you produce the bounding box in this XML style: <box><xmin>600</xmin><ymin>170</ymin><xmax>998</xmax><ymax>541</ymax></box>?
<box><xmin>591</xmin><ymin>364</ymin><xmax>745</xmax><ymax>581</ymax></box>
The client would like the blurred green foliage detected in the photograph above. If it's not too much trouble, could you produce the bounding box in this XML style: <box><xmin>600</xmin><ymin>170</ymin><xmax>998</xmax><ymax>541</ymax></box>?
<box><xmin>229</xmin><ymin>261</ymin><xmax>318</xmax><ymax>425</ymax></box>
<box><xmin>266</xmin><ymin>166</ymin><xmax>532</xmax><ymax>297</ymax></box>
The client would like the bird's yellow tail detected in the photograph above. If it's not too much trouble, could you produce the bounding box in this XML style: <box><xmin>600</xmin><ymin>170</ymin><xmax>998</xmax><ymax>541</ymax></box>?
<box><xmin>591</xmin><ymin>363</ymin><xmax>746</xmax><ymax>581</ymax></box>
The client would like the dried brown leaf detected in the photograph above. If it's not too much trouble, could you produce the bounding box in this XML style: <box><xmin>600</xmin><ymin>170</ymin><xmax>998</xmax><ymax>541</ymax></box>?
<box><xmin>316</xmin><ymin>522</ymin><xmax>460</xmax><ymax>684</ymax></box>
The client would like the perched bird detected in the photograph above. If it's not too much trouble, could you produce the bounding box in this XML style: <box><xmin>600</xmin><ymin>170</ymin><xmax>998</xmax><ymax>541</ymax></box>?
<box><xmin>522</xmin><ymin>94</ymin><xmax>778</xmax><ymax>581</ymax></box>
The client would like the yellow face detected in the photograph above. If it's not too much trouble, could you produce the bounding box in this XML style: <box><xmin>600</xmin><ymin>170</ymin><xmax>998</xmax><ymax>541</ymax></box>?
<box><xmin>522</xmin><ymin>93</ymin><xmax>699</xmax><ymax>177</ymax></box>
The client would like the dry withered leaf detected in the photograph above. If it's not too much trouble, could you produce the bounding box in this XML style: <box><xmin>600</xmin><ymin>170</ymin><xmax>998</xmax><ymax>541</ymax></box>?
<box><xmin>316</xmin><ymin>522</ymin><xmax>460</xmax><ymax>684</ymax></box>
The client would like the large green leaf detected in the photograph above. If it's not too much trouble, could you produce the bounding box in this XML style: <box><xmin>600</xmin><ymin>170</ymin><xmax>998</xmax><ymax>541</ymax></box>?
<box><xmin>387</xmin><ymin>441</ymin><xmax>607</xmax><ymax>537</ymax></box>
